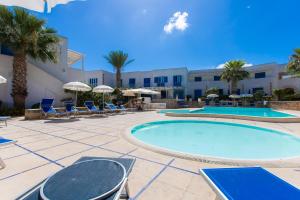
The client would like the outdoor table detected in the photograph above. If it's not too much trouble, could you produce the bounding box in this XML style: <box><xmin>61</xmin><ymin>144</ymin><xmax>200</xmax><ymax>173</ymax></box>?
<box><xmin>17</xmin><ymin>157</ymin><xmax>135</xmax><ymax>200</ymax></box>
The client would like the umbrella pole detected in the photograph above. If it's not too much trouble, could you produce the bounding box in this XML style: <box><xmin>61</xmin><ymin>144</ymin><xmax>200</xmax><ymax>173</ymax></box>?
<box><xmin>103</xmin><ymin>93</ymin><xmax>104</xmax><ymax>110</ymax></box>
<box><xmin>75</xmin><ymin>91</ymin><xmax>78</xmax><ymax>107</ymax></box>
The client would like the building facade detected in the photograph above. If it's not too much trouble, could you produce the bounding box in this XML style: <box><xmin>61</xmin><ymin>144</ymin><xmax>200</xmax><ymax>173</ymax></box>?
<box><xmin>1</xmin><ymin>37</ymin><xmax>300</xmax><ymax>108</ymax></box>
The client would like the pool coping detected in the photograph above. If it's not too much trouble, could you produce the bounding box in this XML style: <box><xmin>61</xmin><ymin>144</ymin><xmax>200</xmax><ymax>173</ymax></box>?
<box><xmin>122</xmin><ymin>120</ymin><xmax>300</xmax><ymax>167</ymax></box>
<box><xmin>164</xmin><ymin>112</ymin><xmax>300</xmax><ymax>123</ymax></box>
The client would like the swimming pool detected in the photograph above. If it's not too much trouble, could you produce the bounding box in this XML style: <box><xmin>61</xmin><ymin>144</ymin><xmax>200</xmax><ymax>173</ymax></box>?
<box><xmin>131</xmin><ymin>120</ymin><xmax>300</xmax><ymax>160</ymax></box>
<box><xmin>159</xmin><ymin>107</ymin><xmax>295</xmax><ymax>118</ymax></box>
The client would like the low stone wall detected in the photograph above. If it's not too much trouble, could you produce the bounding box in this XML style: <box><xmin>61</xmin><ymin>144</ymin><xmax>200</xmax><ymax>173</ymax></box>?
<box><xmin>269</xmin><ymin>101</ymin><xmax>300</xmax><ymax>111</ymax></box>
<box><xmin>25</xmin><ymin>107</ymin><xmax>89</xmax><ymax>120</ymax></box>
<box><xmin>151</xmin><ymin>99</ymin><xmax>203</xmax><ymax>109</ymax></box>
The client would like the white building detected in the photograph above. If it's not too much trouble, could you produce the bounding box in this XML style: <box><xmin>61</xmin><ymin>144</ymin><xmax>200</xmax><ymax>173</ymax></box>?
<box><xmin>1</xmin><ymin>37</ymin><xmax>300</xmax><ymax>108</ymax></box>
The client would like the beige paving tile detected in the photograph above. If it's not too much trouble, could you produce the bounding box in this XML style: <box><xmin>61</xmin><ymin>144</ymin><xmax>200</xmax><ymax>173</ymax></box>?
<box><xmin>137</xmin><ymin>180</ymin><xmax>185</xmax><ymax>200</ymax></box>
<box><xmin>0</xmin><ymin>154</ymin><xmax>48</xmax><ymax>180</ymax></box>
<box><xmin>62</xmin><ymin>132</ymin><xmax>98</xmax><ymax>140</ymax></box>
<box><xmin>79</xmin><ymin>135</ymin><xmax>117</xmax><ymax>146</ymax></box>
<box><xmin>130</xmin><ymin>148</ymin><xmax>173</xmax><ymax>164</ymax></box>
<box><xmin>102</xmin><ymin>139</ymin><xmax>137</xmax><ymax>154</ymax></box>
<box><xmin>57</xmin><ymin>147</ymin><xmax>121</xmax><ymax>166</ymax></box>
<box><xmin>1</xmin><ymin>145</ymin><xmax>28</xmax><ymax>159</ymax></box>
<box><xmin>37</xmin><ymin>142</ymin><xmax>91</xmax><ymax>160</ymax></box>
<box><xmin>21</xmin><ymin>137</ymin><xmax>69</xmax><ymax>151</ymax></box>
<box><xmin>0</xmin><ymin>164</ymin><xmax>61</xmax><ymax>200</ymax></box>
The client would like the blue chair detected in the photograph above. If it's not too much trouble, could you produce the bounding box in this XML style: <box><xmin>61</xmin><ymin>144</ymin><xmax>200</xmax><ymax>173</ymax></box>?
<box><xmin>105</xmin><ymin>103</ymin><xmax>121</xmax><ymax>113</ymax></box>
<box><xmin>41</xmin><ymin>98</ymin><xmax>64</xmax><ymax>118</ymax></box>
<box><xmin>200</xmin><ymin>167</ymin><xmax>300</xmax><ymax>200</ymax></box>
<box><xmin>0</xmin><ymin>138</ymin><xmax>16</xmax><ymax>169</ymax></box>
<box><xmin>64</xmin><ymin>102</ymin><xmax>79</xmax><ymax>118</ymax></box>
<box><xmin>84</xmin><ymin>101</ymin><xmax>104</xmax><ymax>114</ymax></box>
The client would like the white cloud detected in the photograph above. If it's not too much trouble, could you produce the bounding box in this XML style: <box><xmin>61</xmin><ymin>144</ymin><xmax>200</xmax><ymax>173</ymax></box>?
<box><xmin>216</xmin><ymin>63</ymin><xmax>253</xmax><ymax>69</ymax></box>
<box><xmin>164</xmin><ymin>11</ymin><xmax>189</xmax><ymax>34</ymax></box>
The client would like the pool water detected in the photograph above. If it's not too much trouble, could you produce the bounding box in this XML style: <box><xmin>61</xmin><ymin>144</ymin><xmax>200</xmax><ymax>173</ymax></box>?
<box><xmin>159</xmin><ymin>107</ymin><xmax>295</xmax><ymax>118</ymax></box>
<box><xmin>132</xmin><ymin>120</ymin><xmax>300</xmax><ymax>160</ymax></box>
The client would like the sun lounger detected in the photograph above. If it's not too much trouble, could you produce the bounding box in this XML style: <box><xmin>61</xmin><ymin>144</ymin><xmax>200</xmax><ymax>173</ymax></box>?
<box><xmin>118</xmin><ymin>105</ymin><xmax>128</xmax><ymax>113</ymax></box>
<box><xmin>0</xmin><ymin>138</ymin><xmax>16</xmax><ymax>169</ymax></box>
<box><xmin>105</xmin><ymin>103</ymin><xmax>121</xmax><ymax>113</ymax></box>
<box><xmin>64</xmin><ymin>102</ymin><xmax>80</xmax><ymax>118</ymax></box>
<box><xmin>84</xmin><ymin>101</ymin><xmax>105</xmax><ymax>114</ymax></box>
<box><xmin>16</xmin><ymin>157</ymin><xmax>136</xmax><ymax>200</ymax></box>
<box><xmin>41</xmin><ymin>98</ymin><xmax>65</xmax><ymax>118</ymax></box>
<box><xmin>200</xmin><ymin>167</ymin><xmax>300</xmax><ymax>200</ymax></box>
<box><xmin>0</xmin><ymin>116</ymin><xmax>10</xmax><ymax>126</ymax></box>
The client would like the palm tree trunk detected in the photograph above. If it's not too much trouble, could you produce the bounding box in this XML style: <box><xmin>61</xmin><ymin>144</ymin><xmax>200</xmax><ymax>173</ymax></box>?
<box><xmin>116</xmin><ymin>68</ymin><xmax>121</xmax><ymax>88</ymax></box>
<box><xmin>12</xmin><ymin>53</ymin><xmax>27</xmax><ymax>109</ymax></box>
<box><xmin>231</xmin><ymin>81</ymin><xmax>237</xmax><ymax>94</ymax></box>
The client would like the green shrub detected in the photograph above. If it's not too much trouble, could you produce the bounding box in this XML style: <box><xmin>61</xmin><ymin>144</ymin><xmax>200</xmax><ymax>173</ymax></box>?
<box><xmin>31</xmin><ymin>103</ymin><xmax>40</xmax><ymax>109</ymax></box>
<box><xmin>273</xmin><ymin>88</ymin><xmax>295</xmax><ymax>100</ymax></box>
<box><xmin>253</xmin><ymin>91</ymin><xmax>264</xmax><ymax>101</ymax></box>
<box><xmin>0</xmin><ymin>106</ymin><xmax>24</xmax><ymax>116</ymax></box>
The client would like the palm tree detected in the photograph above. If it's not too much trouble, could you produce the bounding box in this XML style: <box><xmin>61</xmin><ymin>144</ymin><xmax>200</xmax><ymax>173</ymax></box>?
<box><xmin>104</xmin><ymin>51</ymin><xmax>134</xmax><ymax>88</ymax></box>
<box><xmin>287</xmin><ymin>48</ymin><xmax>300</xmax><ymax>76</ymax></box>
<box><xmin>0</xmin><ymin>6</ymin><xmax>59</xmax><ymax>109</ymax></box>
<box><xmin>221</xmin><ymin>60</ymin><xmax>249</xmax><ymax>94</ymax></box>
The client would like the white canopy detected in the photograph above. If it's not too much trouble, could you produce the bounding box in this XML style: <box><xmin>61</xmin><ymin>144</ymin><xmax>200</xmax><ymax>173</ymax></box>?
<box><xmin>207</xmin><ymin>94</ymin><xmax>219</xmax><ymax>98</ymax></box>
<box><xmin>122</xmin><ymin>90</ymin><xmax>136</xmax><ymax>97</ymax></box>
<box><xmin>0</xmin><ymin>0</ymin><xmax>78</xmax><ymax>13</ymax></box>
<box><xmin>92</xmin><ymin>85</ymin><xmax>114</xmax><ymax>93</ymax></box>
<box><xmin>0</xmin><ymin>75</ymin><xmax>7</xmax><ymax>84</ymax></box>
<box><xmin>63</xmin><ymin>81</ymin><xmax>91</xmax><ymax>106</ymax></box>
<box><xmin>240</xmin><ymin>94</ymin><xmax>253</xmax><ymax>98</ymax></box>
<box><xmin>229</xmin><ymin>94</ymin><xmax>241</xmax><ymax>99</ymax></box>
<box><xmin>126</xmin><ymin>88</ymin><xmax>160</xmax><ymax>95</ymax></box>
<box><xmin>63</xmin><ymin>82</ymin><xmax>91</xmax><ymax>92</ymax></box>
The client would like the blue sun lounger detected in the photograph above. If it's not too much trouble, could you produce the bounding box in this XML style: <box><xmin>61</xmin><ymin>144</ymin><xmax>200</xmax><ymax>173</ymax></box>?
<box><xmin>0</xmin><ymin>138</ymin><xmax>16</xmax><ymax>169</ymax></box>
<box><xmin>41</xmin><ymin>98</ymin><xmax>64</xmax><ymax>118</ymax></box>
<box><xmin>200</xmin><ymin>167</ymin><xmax>300</xmax><ymax>200</ymax></box>
<box><xmin>84</xmin><ymin>101</ymin><xmax>105</xmax><ymax>114</ymax></box>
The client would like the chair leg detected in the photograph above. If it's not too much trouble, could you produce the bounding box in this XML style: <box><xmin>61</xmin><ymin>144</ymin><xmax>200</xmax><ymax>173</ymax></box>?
<box><xmin>0</xmin><ymin>157</ymin><xmax>6</xmax><ymax>169</ymax></box>
<box><xmin>120</xmin><ymin>182</ymin><xmax>130</xmax><ymax>199</ymax></box>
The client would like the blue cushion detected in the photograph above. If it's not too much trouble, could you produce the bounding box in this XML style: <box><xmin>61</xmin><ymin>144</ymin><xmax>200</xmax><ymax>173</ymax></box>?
<box><xmin>202</xmin><ymin>167</ymin><xmax>300</xmax><ymax>200</ymax></box>
<box><xmin>0</xmin><ymin>138</ymin><xmax>14</xmax><ymax>145</ymax></box>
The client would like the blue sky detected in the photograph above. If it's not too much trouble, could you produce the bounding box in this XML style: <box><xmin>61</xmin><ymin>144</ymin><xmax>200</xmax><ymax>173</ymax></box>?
<box><xmin>33</xmin><ymin>0</ymin><xmax>300</xmax><ymax>72</ymax></box>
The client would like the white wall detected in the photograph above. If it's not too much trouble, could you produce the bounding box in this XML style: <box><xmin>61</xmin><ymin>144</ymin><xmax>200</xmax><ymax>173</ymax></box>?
<box><xmin>0</xmin><ymin>54</ymin><xmax>70</xmax><ymax>108</ymax></box>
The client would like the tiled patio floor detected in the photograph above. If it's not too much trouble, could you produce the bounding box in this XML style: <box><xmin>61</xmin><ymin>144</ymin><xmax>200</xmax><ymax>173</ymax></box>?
<box><xmin>1</xmin><ymin>111</ymin><xmax>300</xmax><ymax>199</ymax></box>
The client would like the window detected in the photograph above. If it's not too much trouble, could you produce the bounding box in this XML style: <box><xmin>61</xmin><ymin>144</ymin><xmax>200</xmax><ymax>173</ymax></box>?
<box><xmin>253</xmin><ymin>87</ymin><xmax>264</xmax><ymax>94</ymax></box>
<box><xmin>173</xmin><ymin>75</ymin><xmax>182</xmax><ymax>87</ymax></box>
<box><xmin>194</xmin><ymin>77</ymin><xmax>202</xmax><ymax>82</ymax></box>
<box><xmin>194</xmin><ymin>89</ymin><xmax>202</xmax><ymax>100</ymax></box>
<box><xmin>154</xmin><ymin>76</ymin><xmax>168</xmax><ymax>87</ymax></box>
<box><xmin>129</xmin><ymin>78</ymin><xmax>136</xmax><ymax>88</ymax></box>
<box><xmin>214</xmin><ymin>76</ymin><xmax>221</xmax><ymax>81</ymax></box>
<box><xmin>89</xmin><ymin>78</ymin><xmax>98</xmax><ymax>87</ymax></box>
<box><xmin>255</xmin><ymin>72</ymin><xmax>266</xmax><ymax>79</ymax></box>
<box><xmin>236</xmin><ymin>89</ymin><xmax>241</xmax><ymax>95</ymax></box>
<box><xmin>144</xmin><ymin>78</ymin><xmax>151</xmax><ymax>87</ymax></box>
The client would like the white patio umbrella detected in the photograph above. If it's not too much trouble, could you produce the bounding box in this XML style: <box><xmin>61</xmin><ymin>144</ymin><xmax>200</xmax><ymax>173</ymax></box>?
<box><xmin>92</xmin><ymin>85</ymin><xmax>114</xmax><ymax>109</ymax></box>
<box><xmin>0</xmin><ymin>75</ymin><xmax>7</xmax><ymax>84</ymax></box>
<box><xmin>207</xmin><ymin>94</ymin><xmax>219</xmax><ymax>98</ymax></box>
<box><xmin>229</xmin><ymin>94</ymin><xmax>241</xmax><ymax>99</ymax></box>
<box><xmin>63</xmin><ymin>81</ymin><xmax>91</xmax><ymax>106</ymax></box>
<box><xmin>0</xmin><ymin>0</ymin><xmax>79</xmax><ymax>13</ymax></box>
<box><xmin>128</xmin><ymin>88</ymin><xmax>160</xmax><ymax>95</ymax></box>
<box><xmin>240</xmin><ymin>94</ymin><xmax>253</xmax><ymax>98</ymax></box>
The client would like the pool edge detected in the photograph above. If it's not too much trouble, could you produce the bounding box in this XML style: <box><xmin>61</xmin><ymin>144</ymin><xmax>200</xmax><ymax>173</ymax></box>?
<box><xmin>164</xmin><ymin>112</ymin><xmax>300</xmax><ymax>123</ymax></box>
<box><xmin>122</xmin><ymin>120</ymin><xmax>300</xmax><ymax>167</ymax></box>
